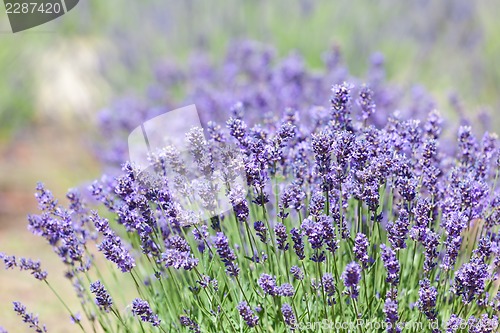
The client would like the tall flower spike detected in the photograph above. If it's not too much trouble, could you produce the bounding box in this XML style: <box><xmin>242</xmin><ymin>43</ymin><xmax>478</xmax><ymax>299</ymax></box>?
<box><xmin>254</xmin><ymin>221</ymin><xmax>268</xmax><ymax>243</ymax></box>
<box><xmin>214</xmin><ymin>232</ymin><xmax>239</xmax><ymax>277</ymax></box>
<box><xmin>290</xmin><ymin>228</ymin><xmax>305</xmax><ymax>260</ymax></box>
<box><xmin>237</xmin><ymin>301</ymin><xmax>259</xmax><ymax>327</ymax></box>
<box><xmin>13</xmin><ymin>301</ymin><xmax>47</xmax><ymax>333</ymax></box>
<box><xmin>179</xmin><ymin>315</ymin><xmax>201</xmax><ymax>333</ymax></box>
<box><xmin>380</xmin><ymin>244</ymin><xmax>400</xmax><ymax>285</ymax></box>
<box><xmin>90</xmin><ymin>280</ymin><xmax>113</xmax><ymax>312</ymax></box>
<box><xmin>341</xmin><ymin>262</ymin><xmax>362</xmax><ymax>299</ymax></box>
<box><xmin>131</xmin><ymin>298</ymin><xmax>161</xmax><ymax>327</ymax></box>
<box><xmin>281</xmin><ymin>303</ymin><xmax>297</xmax><ymax>330</ymax></box>
<box><xmin>417</xmin><ymin>278</ymin><xmax>437</xmax><ymax>321</ymax></box>
<box><xmin>353</xmin><ymin>233</ymin><xmax>369</xmax><ymax>268</ymax></box>
<box><xmin>275</xmin><ymin>223</ymin><xmax>289</xmax><ymax>251</ymax></box>
<box><xmin>383</xmin><ymin>297</ymin><xmax>401</xmax><ymax>333</ymax></box>
<box><xmin>258</xmin><ymin>273</ymin><xmax>278</xmax><ymax>296</ymax></box>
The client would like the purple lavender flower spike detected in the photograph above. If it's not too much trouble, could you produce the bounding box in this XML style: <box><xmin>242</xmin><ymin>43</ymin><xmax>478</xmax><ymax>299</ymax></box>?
<box><xmin>445</xmin><ymin>314</ymin><xmax>462</xmax><ymax>333</ymax></box>
<box><xmin>214</xmin><ymin>232</ymin><xmax>239</xmax><ymax>277</ymax></box>
<box><xmin>383</xmin><ymin>297</ymin><xmax>401</xmax><ymax>333</ymax></box>
<box><xmin>330</xmin><ymin>82</ymin><xmax>353</xmax><ymax>130</ymax></box>
<box><xmin>277</xmin><ymin>283</ymin><xmax>295</xmax><ymax>297</ymax></box>
<box><xmin>467</xmin><ymin>314</ymin><xmax>499</xmax><ymax>333</ymax></box>
<box><xmin>131</xmin><ymin>298</ymin><xmax>161</xmax><ymax>327</ymax></box>
<box><xmin>90</xmin><ymin>280</ymin><xmax>113</xmax><ymax>312</ymax></box>
<box><xmin>237</xmin><ymin>301</ymin><xmax>259</xmax><ymax>327</ymax></box>
<box><xmin>290</xmin><ymin>228</ymin><xmax>305</xmax><ymax>260</ymax></box>
<box><xmin>179</xmin><ymin>315</ymin><xmax>201</xmax><ymax>333</ymax></box>
<box><xmin>341</xmin><ymin>262</ymin><xmax>362</xmax><ymax>299</ymax></box>
<box><xmin>380</xmin><ymin>244</ymin><xmax>400</xmax><ymax>285</ymax></box>
<box><xmin>357</xmin><ymin>85</ymin><xmax>376</xmax><ymax>121</ymax></box>
<box><xmin>275</xmin><ymin>223</ymin><xmax>289</xmax><ymax>251</ymax></box>
<box><xmin>254</xmin><ymin>221</ymin><xmax>268</xmax><ymax>244</ymax></box>
<box><xmin>353</xmin><ymin>233</ymin><xmax>369</xmax><ymax>268</ymax></box>
<box><xmin>13</xmin><ymin>301</ymin><xmax>47</xmax><ymax>333</ymax></box>
<box><xmin>452</xmin><ymin>257</ymin><xmax>489</xmax><ymax>304</ymax></box>
<box><xmin>290</xmin><ymin>266</ymin><xmax>304</xmax><ymax>280</ymax></box>
<box><xmin>417</xmin><ymin>278</ymin><xmax>437</xmax><ymax>321</ymax></box>
<box><xmin>258</xmin><ymin>274</ymin><xmax>278</xmax><ymax>296</ymax></box>
<box><xmin>387</xmin><ymin>206</ymin><xmax>410</xmax><ymax>250</ymax></box>
<box><xmin>281</xmin><ymin>303</ymin><xmax>297</xmax><ymax>330</ymax></box>
<box><xmin>321</xmin><ymin>273</ymin><xmax>336</xmax><ymax>306</ymax></box>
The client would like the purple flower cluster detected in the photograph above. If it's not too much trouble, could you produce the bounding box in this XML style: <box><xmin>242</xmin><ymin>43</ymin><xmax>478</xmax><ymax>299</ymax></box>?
<box><xmin>237</xmin><ymin>301</ymin><xmax>259</xmax><ymax>327</ymax></box>
<box><xmin>214</xmin><ymin>232</ymin><xmax>239</xmax><ymax>277</ymax></box>
<box><xmin>89</xmin><ymin>280</ymin><xmax>113</xmax><ymax>312</ymax></box>
<box><xmin>90</xmin><ymin>212</ymin><xmax>135</xmax><ymax>273</ymax></box>
<box><xmin>417</xmin><ymin>278</ymin><xmax>437</xmax><ymax>321</ymax></box>
<box><xmin>380</xmin><ymin>244</ymin><xmax>400</xmax><ymax>286</ymax></box>
<box><xmin>12</xmin><ymin>302</ymin><xmax>47</xmax><ymax>333</ymax></box>
<box><xmin>0</xmin><ymin>254</ymin><xmax>47</xmax><ymax>281</ymax></box>
<box><xmin>131</xmin><ymin>298</ymin><xmax>160</xmax><ymax>327</ymax></box>
<box><xmin>341</xmin><ymin>262</ymin><xmax>361</xmax><ymax>299</ymax></box>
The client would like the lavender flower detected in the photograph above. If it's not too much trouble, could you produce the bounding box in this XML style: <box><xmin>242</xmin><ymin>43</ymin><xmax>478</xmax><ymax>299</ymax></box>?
<box><xmin>308</xmin><ymin>191</ymin><xmax>325</xmax><ymax>217</ymax></box>
<box><xmin>301</xmin><ymin>218</ymin><xmax>324</xmax><ymax>250</ymax></box>
<box><xmin>179</xmin><ymin>315</ymin><xmax>201</xmax><ymax>333</ymax></box>
<box><xmin>452</xmin><ymin>257</ymin><xmax>489</xmax><ymax>304</ymax></box>
<box><xmin>341</xmin><ymin>262</ymin><xmax>361</xmax><ymax>299</ymax></box>
<box><xmin>281</xmin><ymin>303</ymin><xmax>297</xmax><ymax>330</ymax></box>
<box><xmin>353</xmin><ymin>233</ymin><xmax>369</xmax><ymax>268</ymax></box>
<box><xmin>131</xmin><ymin>298</ymin><xmax>160</xmax><ymax>327</ymax></box>
<box><xmin>417</xmin><ymin>278</ymin><xmax>437</xmax><ymax>321</ymax></box>
<box><xmin>1</xmin><ymin>255</ymin><xmax>47</xmax><ymax>281</ymax></box>
<box><xmin>322</xmin><ymin>273</ymin><xmax>336</xmax><ymax>306</ymax></box>
<box><xmin>254</xmin><ymin>221</ymin><xmax>268</xmax><ymax>243</ymax></box>
<box><xmin>237</xmin><ymin>302</ymin><xmax>259</xmax><ymax>327</ymax></box>
<box><xmin>290</xmin><ymin>265</ymin><xmax>304</xmax><ymax>280</ymax></box>
<box><xmin>275</xmin><ymin>223</ymin><xmax>289</xmax><ymax>251</ymax></box>
<box><xmin>468</xmin><ymin>314</ymin><xmax>499</xmax><ymax>333</ymax></box>
<box><xmin>383</xmin><ymin>297</ymin><xmax>400</xmax><ymax>333</ymax></box>
<box><xmin>90</xmin><ymin>280</ymin><xmax>113</xmax><ymax>312</ymax></box>
<box><xmin>162</xmin><ymin>249</ymin><xmax>199</xmax><ymax>271</ymax></box>
<box><xmin>357</xmin><ymin>85</ymin><xmax>376</xmax><ymax>120</ymax></box>
<box><xmin>214</xmin><ymin>232</ymin><xmax>239</xmax><ymax>277</ymax></box>
<box><xmin>380</xmin><ymin>244</ymin><xmax>400</xmax><ymax>285</ymax></box>
<box><xmin>13</xmin><ymin>301</ymin><xmax>47</xmax><ymax>333</ymax></box>
<box><xmin>290</xmin><ymin>228</ymin><xmax>305</xmax><ymax>260</ymax></box>
<box><xmin>277</xmin><ymin>283</ymin><xmax>295</xmax><ymax>297</ymax></box>
<box><xmin>258</xmin><ymin>274</ymin><xmax>278</xmax><ymax>296</ymax></box>
<box><xmin>446</xmin><ymin>314</ymin><xmax>462</xmax><ymax>333</ymax></box>
<box><xmin>387</xmin><ymin>206</ymin><xmax>410</xmax><ymax>250</ymax></box>
<box><xmin>330</xmin><ymin>82</ymin><xmax>353</xmax><ymax>130</ymax></box>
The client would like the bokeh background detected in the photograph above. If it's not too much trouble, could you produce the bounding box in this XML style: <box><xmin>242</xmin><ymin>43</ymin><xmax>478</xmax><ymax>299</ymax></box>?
<box><xmin>1</xmin><ymin>0</ymin><xmax>499</xmax><ymax>331</ymax></box>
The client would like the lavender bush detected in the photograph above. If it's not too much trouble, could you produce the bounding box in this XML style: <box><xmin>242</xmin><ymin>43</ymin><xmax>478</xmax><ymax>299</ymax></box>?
<box><xmin>1</xmin><ymin>47</ymin><xmax>500</xmax><ymax>333</ymax></box>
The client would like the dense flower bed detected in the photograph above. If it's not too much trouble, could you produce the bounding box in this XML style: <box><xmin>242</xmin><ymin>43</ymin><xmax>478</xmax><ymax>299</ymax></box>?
<box><xmin>1</xmin><ymin>43</ymin><xmax>499</xmax><ymax>333</ymax></box>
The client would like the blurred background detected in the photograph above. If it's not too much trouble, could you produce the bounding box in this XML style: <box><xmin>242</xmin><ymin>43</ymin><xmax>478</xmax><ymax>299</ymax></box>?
<box><xmin>1</xmin><ymin>0</ymin><xmax>499</xmax><ymax>331</ymax></box>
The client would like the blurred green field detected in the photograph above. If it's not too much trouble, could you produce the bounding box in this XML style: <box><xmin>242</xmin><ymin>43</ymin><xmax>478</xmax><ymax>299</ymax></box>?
<box><xmin>1</xmin><ymin>1</ymin><xmax>500</xmax><ymax>332</ymax></box>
